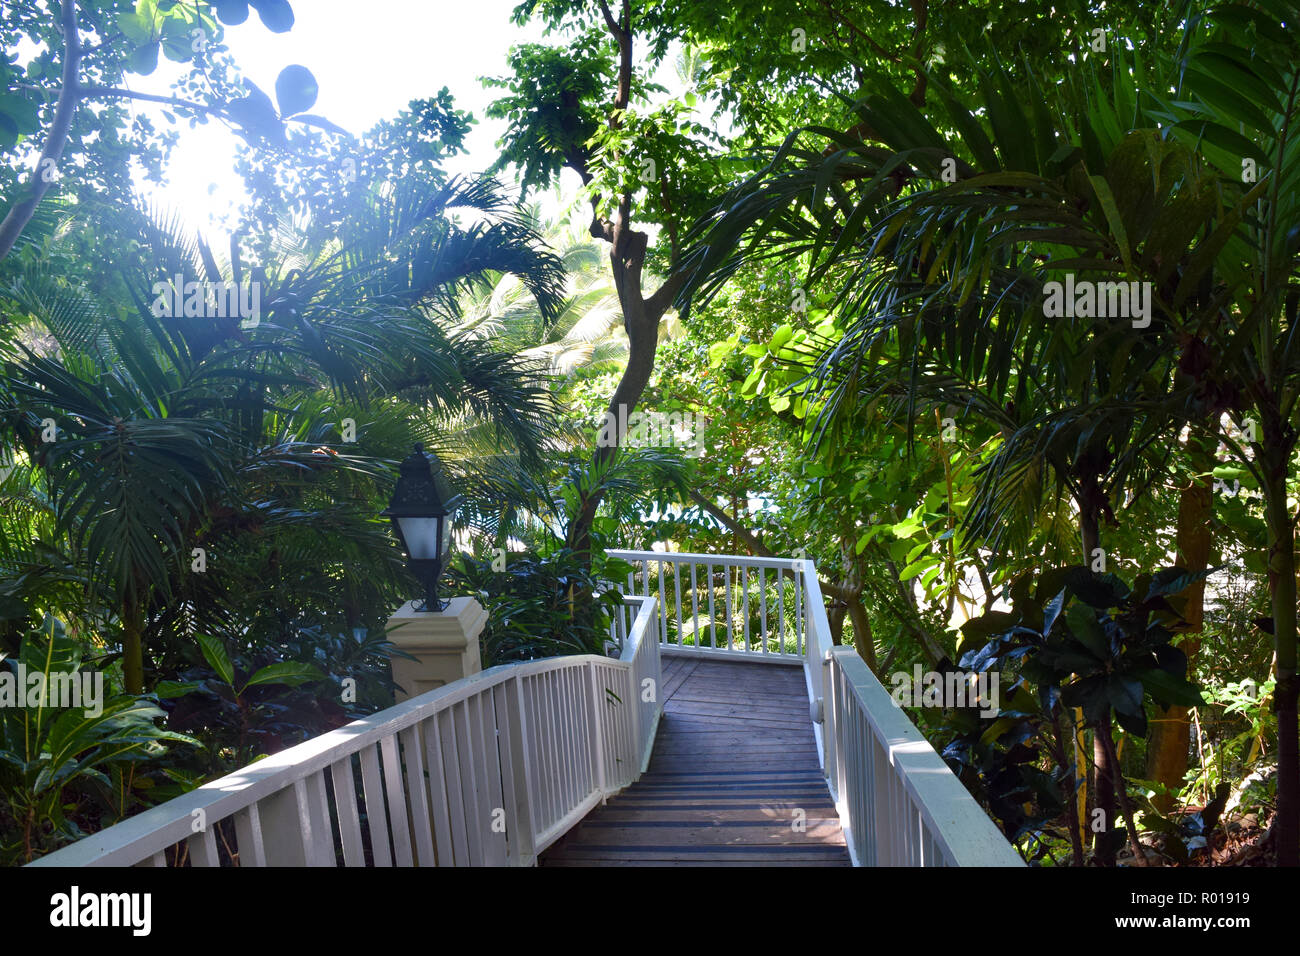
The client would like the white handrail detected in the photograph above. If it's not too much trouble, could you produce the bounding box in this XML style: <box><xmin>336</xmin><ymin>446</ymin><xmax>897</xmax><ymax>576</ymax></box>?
<box><xmin>30</xmin><ymin>595</ymin><xmax>661</xmax><ymax>868</ymax></box>
<box><xmin>822</xmin><ymin>650</ymin><xmax>1024</xmax><ymax>866</ymax></box>
<box><xmin>29</xmin><ymin>547</ymin><xmax>1026</xmax><ymax>868</ymax></box>
<box><xmin>606</xmin><ymin>549</ymin><xmax>806</xmax><ymax>659</ymax></box>
<box><xmin>799</xmin><ymin>560</ymin><xmax>833</xmax><ymax>767</ymax></box>
<box><xmin>610</xmin><ymin>548</ymin><xmax>1023</xmax><ymax>867</ymax></box>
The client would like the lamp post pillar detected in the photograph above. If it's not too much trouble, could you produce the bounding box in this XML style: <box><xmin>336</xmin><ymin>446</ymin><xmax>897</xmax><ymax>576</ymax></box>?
<box><xmin>386</xmin><ymin>597</ymin><xmax>487</xmax><ymax>702</ymax></box>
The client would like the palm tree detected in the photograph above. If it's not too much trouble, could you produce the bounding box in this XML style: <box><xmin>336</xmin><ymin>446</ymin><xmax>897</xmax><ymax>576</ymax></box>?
<box><xmin>451</xmin><ymin>209</ymin><xmax>629</xmax><ymax>378</ymax></box>
<box><xmin>678</xmin><ymin>3</ymin><xmax>1300</xmax><ymax>860</ymax></box>
<box><xmin>0</xmin><ymin>174</ymin><xmax>569</xmax><ymax>694</ymax></box>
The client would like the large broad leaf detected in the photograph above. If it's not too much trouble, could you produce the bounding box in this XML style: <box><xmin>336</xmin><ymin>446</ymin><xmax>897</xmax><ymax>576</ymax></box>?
<box><xmin>14</xmin><ymin>619</ymin><xmax>82</xmax><ymax>742</ymax></box>
<box><xmin>1139</xmin><ymin>667</ymin><xmax>1206</xmax><ymax>708</ymax></box>
<box><xmin>1144</xmin><ymin>566</ymin><xmax>1215</xmax><ymax>601</ymax></box>
<box><xmin>1065</xmin><ymin>603</ymin><xmax>1110</xmax><ymax>661</ymax></box>
<box><xmin>115</xmin><ymin>10</ymin><xmax>154</xmax><ymax>44</ymax></box>
<box><xmin>0</xmin><ymin>114</ymin><xmax>17</xmax><ymax>152</ymax></box>
<box><xmin>1042</xmin><ymin>588</ymin><xmax>1068</xmax><ymax>635</ymax></box>
<box><xmin>19</xmin><ymin>618</ymin><xmax>80</xmax><ymax>680</ymax></box>
<box><xmin>39</xmin><ymin>697</ymin><xmax>198</xmax><ymax>797</ymax></box>
<box><xmin>0</xmin><ymin>93</ymin><xmax>40</xmax><ymax>136</ymax></box>
<box><xmin>1107</xmin><ymin>674</ymin><xmax>1143</xmax><ymax>716</ymax></box>
<box><xmin>160</xmin><ymin>16</ymin><xmax>195</xmax><ymax>63</ymax></box>
<box><xmin>153</xmin><ymin>679</ymin><xmax>203</xmax><ymax>699</ymax></box>
<box><xmin>128</xmin><ymin>41</ymin><xmax>161</xmax><ymax>75</ymax></box>
<box><xmin>241</xmin><ymin>661</ymin><xmax>324</xmax><ymax>690</ymax></box>
<box><xmin>226</xmin><ymin>82</ymin><xmax>285</xmax><ymax>145</ymax></box>
<box><xmin>196</xmin><ymin>634</ymin><xmax>235</xmax><ymax>686</ymax></box>
<box><xmin>274</xmin><ymin>64</ymin><xmax>318</xmax><ymax>117</ymax></box>
<box><xmin>1061</xmin><ymin>674</ymin><xmax>1109</xmax><ymax>724</ymax></box>
<box><xmin>1153</xmin><ymin>643</ymin><xmax>1189</xmax><ymax>678</ymax></box>
<box><xmin>1064</xmin><ymin>567</ymin><xmax>1130</xmax><ymax>609</ymax></box>
<box><xmin>249</xmin><ymin>0</ymin><xmax>294</xmax><ymax>32</ymax></box>
<box><xmin>213</xmin><ymin>0</ymin><xmax>250</xmax><ymax>24</ymax></box>
<box><xmin>1036</xmin><ymin>642</ymin><xmax>1105</xmax><ymax>677</ymax></box>
<box><xmin>1113</xmin><ymin>705</ymin><xmax>1147</xmax><ymax>737</ymax></box>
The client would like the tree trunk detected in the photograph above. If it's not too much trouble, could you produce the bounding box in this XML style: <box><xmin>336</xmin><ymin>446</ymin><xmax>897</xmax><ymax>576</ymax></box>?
<box><xmin>565</xmin><ymin>240</ymin><xmax>684</xmax><ymax>559</ymax></box>
<box><xmin>828</xmin><ymin>603</ymin><xmax>846</xmax><ymax>643</ymax></box>
<box><xmin>1098</xmin><ymin>718</ymin><xmax>1148</xmax><ymax>865</ymax></box>
<box><xmin>0</xmin><ymin>0</ymin><xmax>81</xmax><ymax>261</ymax></box>
<box><xmin>558</xmin><ymin>3</ymin><xmax>689</xmax><ymax>563</ymax></box>
<box><xmin>122</xmin><ymin>595</ymin><xmax>145</xmax><ymax>695</ymax></box>
<box><xmin>1052</xmin><ymin>705</ymin><xmax>1086</xmax><ymax>865</ymax></box>
<box><xmin>1263</xmin><ymin>450</ymin><xmax>1299</xmax><ymax>865</ymax></box>
<box><xmin>1145</xmin><ymin>464</ymin><xmax>1211</xmax><ymax>811</ymax></box>
<box><xmin>1078</xmin><ymin>496</ymin><xmax>1118</xmax><ymax>863</ymax></box>
<box><xmin>846</xmin><ymin>594</ymin><xmax>877</xmax><ymax>670</ymax></box>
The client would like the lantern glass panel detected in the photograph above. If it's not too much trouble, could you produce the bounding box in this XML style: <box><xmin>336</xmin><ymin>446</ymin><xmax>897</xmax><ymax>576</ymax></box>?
<box><xmin>396</xmin><ymin>515</ymin><xmax>442</xmax><ymax>560</ymax></box>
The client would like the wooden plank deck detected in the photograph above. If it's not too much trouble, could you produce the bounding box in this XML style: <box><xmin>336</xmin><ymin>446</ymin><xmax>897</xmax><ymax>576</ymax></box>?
<box><xmin>540</xmin><ymin>656</ymin><xmax>851</xmax><ymax>866</ymax></box>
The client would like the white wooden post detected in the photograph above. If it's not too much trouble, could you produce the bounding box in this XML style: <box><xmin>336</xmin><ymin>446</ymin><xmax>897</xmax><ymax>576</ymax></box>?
<box><xmin>588</xmin><ymin>663</ymin><xmax>608</xmax><ymax>797</ymax></box>
<box><xmin>498</xmin><ymin>675</ymin><xmax>537</xmax><ymax>864</ymax></box>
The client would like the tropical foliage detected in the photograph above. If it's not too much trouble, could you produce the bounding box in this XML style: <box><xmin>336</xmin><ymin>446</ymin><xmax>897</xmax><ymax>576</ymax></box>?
<box><xmin>0</xmin><ymin>0</ymin><xmax>1293</xmax><ymax>870</ymax></box>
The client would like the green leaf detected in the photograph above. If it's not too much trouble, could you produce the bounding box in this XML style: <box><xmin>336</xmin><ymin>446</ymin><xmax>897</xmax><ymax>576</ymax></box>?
<box><xmin>128</xmin><ymin>41</ymin><xmax>161</xmax><ymax>75</ymax></box>
<box><xmin>899</xmin><ymin>554</ymin><xmax>940</xmax><ymax>581</ymax></box>
<box><xmin>196</xmin><ymin>634</ymin><xmax>234</xmax><ymax>686</ymax></box>
<box><xmin>1184</xmin><ymin>68</ymin><xmax>1278</xmax><ymax>135</ymax></box>
<box><xmin>0</xmin><ymin>114</ymin><xmax>18</xmax><ymax>151</ymax></box>
<box><xmin>707</xmin><ymin>336</ymin><xmax>736</xmax><ymax>366</ymax></box>
<box><xmin>767</xmin><ymin>324</ymin><xmax>793</xmax><ymax>353</ymax></box>
<box><xmin>241</xmin><ymin>661</ymin><xmax>324</xmax><ymax>690</ymax></box>
<box><xmin>1065</xmin><ymin>603</ymin><xmax>1109</xmax><ymax>660</ymax></box>
<box><xmin>1139</xmin><ymin>668</ymin><xmax>1206</xmax><ymax>708</ymax></box>
<box><xmin>116</xmin><ymin>11</ymin><xmax>154</xmax><ymax>44</ymax></box>
<box><xmin>1145</xmin><ymin>567</ymin><xmax>1214</xmax><ymax>601</ymax></box>
<box><xmin>0</xmin><ymin>93</ymin><xmax>40</xmax><ymax>134</ymax></box>
<box><xmin>153</xmin><ymin>680</ymin><xmax>202</xmax><ymax>699</ymax></box>
<box><xmin>1107</xmin><ymin>674</ymin><xmax>1143</xmax><ymax>716</ymax></box>
<box><xmin>1088</xmin><ymin>174</ymin><xmax>1132</xmax><ymax>272</ymax></box>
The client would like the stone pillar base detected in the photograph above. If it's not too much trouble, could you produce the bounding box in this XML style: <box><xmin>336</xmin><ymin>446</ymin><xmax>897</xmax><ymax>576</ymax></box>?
<box><xmin>386</xmin><ymin>597</ymin><xmax>486</xmax><ymax>702</ymax></box>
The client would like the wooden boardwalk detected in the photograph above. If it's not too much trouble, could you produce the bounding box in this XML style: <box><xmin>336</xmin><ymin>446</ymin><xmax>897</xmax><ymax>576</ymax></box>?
<box><xmin>540</xmin><ymin>656</ymin><xmax>851</xmax><ymax>866</ymax></box>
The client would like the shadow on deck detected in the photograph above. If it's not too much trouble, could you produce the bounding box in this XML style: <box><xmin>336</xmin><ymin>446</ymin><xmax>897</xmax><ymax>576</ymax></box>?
<box><xmin>540</xmin><ymin>656</ymin><xmax>850</xmax><ymax>866</ymax></box>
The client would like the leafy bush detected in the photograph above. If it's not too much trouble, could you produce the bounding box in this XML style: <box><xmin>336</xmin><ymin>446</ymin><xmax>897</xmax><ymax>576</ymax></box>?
<box><xmin>934</xmin><ymin>565</ymin><xmax>1208</xmax><ymax>861</ymax></box>
<box><xmin>449</xmin><ymin>548</ymin><xmax>627</xmax><ymax>667</ymax></box>
<box><xmin>156</xmin><ymin>626</ymin><xmax>405</xmax><ymax>774</ymax></box>
<box><xmin>0</xmin><ymin>617</ymin><xmax>196</xmax><ymax>865</ymax></box>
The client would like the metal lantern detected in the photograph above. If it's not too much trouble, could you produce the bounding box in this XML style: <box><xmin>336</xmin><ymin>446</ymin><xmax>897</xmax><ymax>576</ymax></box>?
<box><xmin>382</xmin><ymin>443</ymin><xmax>463</xmax><ymax>612</ymax></box>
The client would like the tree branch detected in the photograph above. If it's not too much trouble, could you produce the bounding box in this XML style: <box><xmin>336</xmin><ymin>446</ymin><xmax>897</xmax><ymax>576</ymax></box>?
<box><xmin>645</xmin><ymin>267</ymin><xmax>689</xmax><ymax>319</ymax></box>
<box><xmin>686</xmin><ymin>486</ymin><xmax>770</xmax><ymax>555</ymax></box>
<box><xmin>596</xmin><ymin>0</ymin><xmax>619</xmax><ymax>36</ymax></box>
<box><xmin>908</xmin><ymin>0</ymin><xmax>929</xmax><ymax>106</ymax></box>
<box><xmin>77</xmin><ymin>84</ymin><xmax>230</xmax><ymax>120</ymax></box>
<box><xmin>813</xmin><ymin>0</ymin><xmax>900</xmax><ymax>63</ymax></box>
<box><xmin>0</xmin><ymin>0</ymin><xmax>81</xmax><ymax>261</ymax></box>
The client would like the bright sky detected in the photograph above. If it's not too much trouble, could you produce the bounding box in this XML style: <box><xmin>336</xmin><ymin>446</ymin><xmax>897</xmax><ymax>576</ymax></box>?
<box><xmin>133</xmin><ymin>0</ymin><xmax>551</xmax><ymax>233</ymax></box>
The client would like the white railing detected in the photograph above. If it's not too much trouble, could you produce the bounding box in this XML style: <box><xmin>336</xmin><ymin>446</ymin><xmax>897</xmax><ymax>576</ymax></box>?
<box><xmin>822</xmin><ymin>647</ymin><xmax>1023</xmax><ymax>866</ymax></box>
<box><xmin>800</xmin><ymin>562</ymin><xmax>834</xmax><ymax>767</ymax></box>
<box><xmin>30</xmin><ymin>595</ymin><xmax>661</xmax><ymax>868</ymax></box>
<box><xmin>607</xmin><ymin>549</ymin><xmax>806</xmax><ymax>661</ymax></box>
<box><xmin>609</xmin><ymin>549</ymin><xmax>1023</xmax><ymax>867</ymax></box>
